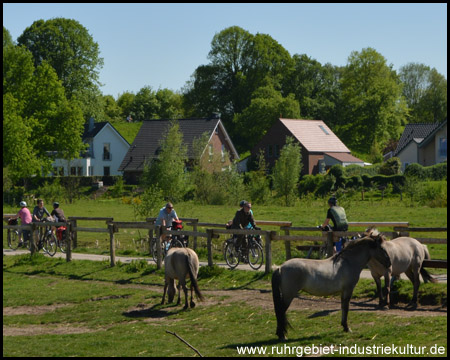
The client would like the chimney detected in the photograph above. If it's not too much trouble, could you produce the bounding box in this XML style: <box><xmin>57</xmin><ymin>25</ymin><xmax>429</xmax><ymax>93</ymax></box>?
<box><xmin>210</xmin><ymin>112</ymin><xmax>221</xmax><ymax>120</ymax></box>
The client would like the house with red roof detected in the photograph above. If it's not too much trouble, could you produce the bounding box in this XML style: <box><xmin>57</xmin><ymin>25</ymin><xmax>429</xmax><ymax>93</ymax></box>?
<box><xmin>250</xmin><ymin>118</ymin><xmax>364</xmax><ymax>175</ymax></box>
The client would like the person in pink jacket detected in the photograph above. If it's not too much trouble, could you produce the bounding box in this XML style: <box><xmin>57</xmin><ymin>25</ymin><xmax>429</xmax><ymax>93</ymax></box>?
<box><xmin>10</xmin><ymin>201</ymin><xmax>32</xmax><ymax>246</ymax></box>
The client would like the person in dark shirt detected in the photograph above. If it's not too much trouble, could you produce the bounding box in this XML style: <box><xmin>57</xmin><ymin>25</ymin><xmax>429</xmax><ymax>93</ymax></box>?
<box><xmin>231</xmin><ymin>202</ymin><xmax>260</xmax><ymax>248</ymax></box>
<box><xmin>32</xmin><ymin>199</ymin><xmax>51</xmax><ymax>222</ymax></box>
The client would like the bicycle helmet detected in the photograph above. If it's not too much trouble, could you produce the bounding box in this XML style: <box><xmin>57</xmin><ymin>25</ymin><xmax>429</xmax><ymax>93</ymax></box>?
<box><xmin>53</xmin><ymin>202</ymin><xmax>60</xmax><ymax>208</ymax></box>
<box><xmin>328</xmin><ymin>197</ymin><xmax>337</xmax><ymax>206</ymax></box>
<box><xmin>19</xmin><ymin>201</ymin><xmax>27</xmax><ymax>207</ymax></box>
<box><xmin>239</xmin><ymin>200</ymin><xmax>247</xmax><ymax>207</ymax></box>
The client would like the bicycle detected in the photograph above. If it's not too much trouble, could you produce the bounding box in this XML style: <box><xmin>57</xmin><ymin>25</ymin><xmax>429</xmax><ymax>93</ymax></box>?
<box><xmin>55</xmin><ymin>225</ymin><xmax>69</xmax><ymax>253</ymax></box>
<box><xmin>39</xmin><ymin>218</ymin><xmax>58</xmax><ymax>256</ymax></box>
<box><xmin>150</xmin><ymin>221</ymin><xmax>187</xmax><ymax>262</ymax></box>
<box><xmin>316</xmin><ymin>225</ymin><xmax>360</xmax><ymax>257</ymax></box>
<box><xmin>6</xmin><ymin>218</ymin><xmax>21</xmax><ymax>250</ymax></box>
<box><xmin>223</xmin><ymin>233</ymin><xmax>264</xmax><ymax>270</ymax></box>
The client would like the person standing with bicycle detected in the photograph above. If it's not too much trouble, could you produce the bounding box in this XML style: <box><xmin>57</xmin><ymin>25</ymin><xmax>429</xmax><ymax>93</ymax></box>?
<box><xmin>32</xmin><ymin>199</ymin><xmax>51</xmax><ymax>239</ymax></box>
<box><xmin>230</xmin><ymin>202</ymin><xmax>260</xmax><ymax>249</ymax></box>
<box><xmin>320</xmin><ymin>197</ymin><xmax>348</xmax><ymax>253</ymax></box>
<box><xmin>155</xmin><ymin>202</ymin><xmax>179</xmax><ymax>251</ymax></box>
<box><xmin>10</xmin><ymin>201</ymin><xmax>32</xmax><ymax>247</ymax></box>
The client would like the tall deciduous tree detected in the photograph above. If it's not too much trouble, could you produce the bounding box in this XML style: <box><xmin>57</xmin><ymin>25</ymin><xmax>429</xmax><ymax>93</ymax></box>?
<box><xmin>272</xmin><ymin>136</ymin><xmax>302</xmax><ymax>206</ymax></box>
<box><xmin>338</xmin><ymin>47</ymin><xmax>408</xmax><ymax>155</ymax></box>
<box><xmin>233</xmin><ymin>79</ymin><xmax>300</xmax><ymax>150</ymax></box>
<box><xmin>141</xmin><ymin>121</ymin><xmax>188</xmax><ymax>202</ymax></box>
<box><xmin>3</xmin><ymin>39</ymin><xmax>85</xmax><ymax>182</ymax></box>
<box><xmin>399</xmin><ymin>63</ymin><xmax>447</xmax><ymax>123</ymax></box>
<box><xmin>17</xmin><ymin>18</ymin><xmax>104</xmax><ymax>98</ymax></box>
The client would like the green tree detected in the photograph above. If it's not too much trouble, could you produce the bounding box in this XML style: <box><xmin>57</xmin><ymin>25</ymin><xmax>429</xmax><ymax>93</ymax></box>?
<box><xmin>141</xmin><ymin>121</ymin><xmax>188</xmax><ymax>202</ymax></box>
<box><xmin>17</xmin><ymin>18</ymin><xmax>104</xmax><ymax>98</ymax></box>
<box><xmin>338</xmin><ymin>48</ymin><xmax>408</xmax><ymax>154</ymax></box>
<box><xmin>117</xmin><ymin>91</ymin><xmax>136</xmax><ymax>120</ymax></box>
<box><xmin>272</xmin><ymin>137</ymin><xmax>302</xmax><ymax>206</ymax></box>
<box><xmin>233</xmin><ymin>79</ymin><xmax>300</xmax><ymax>150</ymax></box>
<box><xmin>399</xmin><ymin>63</ymin><xmax>447</xmax><ymax>123</ymax></box>
<box><xmin>3</xmin><ymin>42</ymin><xmax>85</xmax><ymax>183</ymax></box>
<box><xmin>130</xmin><ymin>86</ymin><xmax>160</xmax><ymax>121</ymax></box>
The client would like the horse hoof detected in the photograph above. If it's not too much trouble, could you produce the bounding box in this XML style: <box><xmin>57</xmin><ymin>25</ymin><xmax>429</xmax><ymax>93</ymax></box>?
<box><xmin>343</xmin><ymin>327</ymin><xmax>352</xmax><ymax>333</ymax></box>
<box><xmin>190</xmin><ymin>301</ymin><xmax>196</xmax><ymax>308</ymax></box>
<box><xmin>406</xmin><ymin>302</ymin><xmax>418</xmax><ymax>309</ymax></box>
<box><xmin>183</xmin><ymin>305</ymin><xmax>189</xmax><ymax>310</ymax></box>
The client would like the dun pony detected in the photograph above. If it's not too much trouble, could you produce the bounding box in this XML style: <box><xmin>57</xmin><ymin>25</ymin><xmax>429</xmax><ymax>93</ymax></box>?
<box><xmin>365</xmin><ymin>226</ymin><xmax>437</xmax><ymax>308</ymax></box>
<box><xmin>272</xmin><ymin>236</ymin><xmax>391</xmax><ymax>341</ymax></box>
<box><xmin>161</xmin><ymin>247</ymin><xmax>204</xmax><ymax>309</ymax></box>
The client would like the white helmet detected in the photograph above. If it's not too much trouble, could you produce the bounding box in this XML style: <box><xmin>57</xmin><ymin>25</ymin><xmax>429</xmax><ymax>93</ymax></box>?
<box><xmin>20</xmin><ymin>201</ymin><xmax>27</xmax><ymax>207</ymax></box>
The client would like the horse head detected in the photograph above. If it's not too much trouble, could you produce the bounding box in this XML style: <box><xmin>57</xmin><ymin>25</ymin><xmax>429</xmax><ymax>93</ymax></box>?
<box><xmin>364</xmin><ymin>226</ymin><xmax>380</xmax><ymax>237</ymax></box>
<box><xmin>369</xmin><ymin>234</ymin><xmax>391</xmax><ymax>268</ymax></box>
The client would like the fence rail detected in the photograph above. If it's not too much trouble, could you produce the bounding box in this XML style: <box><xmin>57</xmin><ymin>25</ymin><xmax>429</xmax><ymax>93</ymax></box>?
<box><xmin>4</xmin><ymin>216</ymin><xmax>447</xmax><ymax>273</ymax></box>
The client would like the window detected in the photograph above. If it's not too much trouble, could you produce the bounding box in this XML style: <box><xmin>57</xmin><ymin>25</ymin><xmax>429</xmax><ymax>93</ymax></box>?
<box><xmin>267</xmin><ymin>145</ymin><xmax>273</xmax><ymax>158</ymax></box>
<box><xmin>77</xmin><ymin>167</ymin><xmax>83</xmax><ymax>176</ymax></box>
<box><xmin>88</xmin><ymin>166</ymin><xmax>94</xmax><ymax>176</ymax></box>
<box><xmin>103</xmin><ymin>166</ymin><xmax>110</xmax><ymax>176</ymax></box>
<box><xmin>221</xmin><ymin>144</ymin><xmax>225</xmax><ymax>162</ymax></box>
<box><xmin>319</xmin><ymin>125</ymin><xmax>330</xmax><ymax>135</ymax></box>
<box><xmin>103</xmin><ymin>143</ymin><xmax>111</xmax><ymax>160</ymax></box>
<box><xmin>439</xmin><ymin>138</ymin><xmax>447</xmax><ymax>157</ymax></box>
<box><xmin>59</xmin><ymin>167</ymin><xmax>64</xmax><ymax>176</ymax></box>
<box><xmin>274</xmin><ymin>144</ymin><xmax>279</xmax><ymax>158</ymax></box>
<box><xmin>70</xmin><ymin>167</ymin><xmax>77</xmax><ymax>176</ymax></box>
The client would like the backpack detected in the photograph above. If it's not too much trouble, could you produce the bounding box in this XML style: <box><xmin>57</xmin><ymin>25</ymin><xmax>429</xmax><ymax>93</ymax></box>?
<box><xmin>172</xmin><ymin>220</ymin><xmax>183</xmax><ymax>230</ymax></box>
<box><xmin>56</xmin><ymin>226</ymin><xmax>67</xmax><ymax>240</ymax></box>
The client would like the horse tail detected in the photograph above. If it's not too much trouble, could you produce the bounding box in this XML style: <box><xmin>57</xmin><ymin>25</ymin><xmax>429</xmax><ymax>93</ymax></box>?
<box><xmin>272</xmin><ymin>267</ymin><xmax>290</xmax><ymax>340</ymax></box>
<box><xmin>186</xmin><ymin>253</ymin><xmax>204</xmax><ymax>301</ymax></box>
<box><xmin>420</xmin><ymin>245</ymin><xmax>438</xmax><ymax>283</ymax></box>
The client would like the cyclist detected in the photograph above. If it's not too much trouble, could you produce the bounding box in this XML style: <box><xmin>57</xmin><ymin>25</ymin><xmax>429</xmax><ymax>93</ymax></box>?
<box><xmin>155</xmin><ymin>202</ymin><xmax>179</xmax><ymax>250</ymax></box>
<box><xmin>32</xmin><ymin>199</ymin><xmax>51</xmax><ymax>239</ymax></box>
<box><xmin>10</xmin><ymin>201</ymin><xmax>32</xmax><ymax>247</ymax></box>
<box><xmin>50</xmin><ymin>202</ymin><xmax>67</xmax><ymax>236</ymax></box>
<box><xmin>230</xmin><ymin>201</ymin><xmax>260</xmax><ymax>249</ymax></box>
<box><xmin>320</xmin><ymin>197</ymin><xmax>348</xmax><ymax>252</ymax></box>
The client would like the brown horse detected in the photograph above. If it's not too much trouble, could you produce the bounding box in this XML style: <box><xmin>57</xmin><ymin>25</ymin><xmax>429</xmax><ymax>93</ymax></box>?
<box><xmin>365</xmin><ymin>227</ymin><xmax>437</xmax><ymax>308</ymax></box>
<box><xmin>161</xmin><ymin>247</ymin><xmax>204</xmax><ymax>309</ymax></box>
<box><xmin>272</xmin><ymin>236</ymin><xmax>391</xmax><ymax>340</ymax></box>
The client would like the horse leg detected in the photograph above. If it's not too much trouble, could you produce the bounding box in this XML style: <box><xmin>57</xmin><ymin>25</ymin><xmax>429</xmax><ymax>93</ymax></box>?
<box><xmin>341</xmin><ymin>288</ymin><xmax>354</xmax><ymax>332</ymax></box>
<box><xmin>161</xmin><ymin>279</ymin><xmax>168</xmax><ymax>305</ymax></box>
<box><xmin>179</xmin><ymin>279</ymin><xmax>189</xmax><ymax>309</ymax></box>
<box><xmin>190</xmin><ymin>281</ymin><xmax>196</xmax><ymax>308</ymax></box>
<box><xmin>373</xmin><ymin>276</ymin><xmax>385</xmax><ymax>308</ymax></box>
<box><xmin>384</xmin><ymin>272</ymin><xmax>392</xmax><ymax>308</ymax></box>
<box><xmin>176</xmin><ymin>281</ymin><xmax>181</xmax><ymax>305</ymax></box>
<box><xmin>405</xmin><ymin>268</ymin><xmax>419</xmax><ymax>308</ymax></box>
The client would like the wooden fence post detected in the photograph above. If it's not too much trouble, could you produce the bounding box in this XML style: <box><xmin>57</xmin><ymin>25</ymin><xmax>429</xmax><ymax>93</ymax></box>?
<box><xmin>30</xmin><ymin>223</ymin><xmax>37</xmax><ymax>256</ymax></box>
<box><xmin>193</xmin><ymin>220</ymin><xmax>198</xmax><ymax>250</ymax></box>
<box><xmin>156</xmin><ymin>226</ymin><xmax>162</xmax><ymax>270</ymax></box>
<box><xmin>326</xmin><ymin>231</ymin><xmax>334</xmax><ymax>258</ymax></box>
<box><xmin>66</xmin><ymin>222</ymin><xmax>72</xmax><ymax>262</ymax></box>
<box><xmin>206</xmin><ymin>229</ymin><xmax>213</xmax><ymax>267</ymax></box>
<box><xmin>72</xmin><ymin>219</ymin><xmax>78</xmax><ymax>249</ymax></box>
<box><xmin>284</xmin><ymin>227</ymin><xmax>291</xmax><ymax>260</ymax></box>
<box><xmin>265</xmin><ymin>231</ymin><xmax>274</xmax><ymax>274</ymax></box>
<box><xmin>109</xmin><ymin>224</ymin><xmax>115</xmax><ymax>267</ymax></box>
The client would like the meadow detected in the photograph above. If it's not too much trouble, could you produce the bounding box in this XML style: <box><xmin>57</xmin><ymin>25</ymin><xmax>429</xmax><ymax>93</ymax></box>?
<box><xmin>3</xmin><ymin>254</ymin><xmax>447</xmax><ymax>357</ymax></box>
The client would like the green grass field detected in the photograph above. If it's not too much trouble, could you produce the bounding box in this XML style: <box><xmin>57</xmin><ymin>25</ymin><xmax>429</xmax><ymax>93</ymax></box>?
<box><xmin>3</xmin><ymin>254</ymin><xmax>447</xmax><ymax>357</ymax></box>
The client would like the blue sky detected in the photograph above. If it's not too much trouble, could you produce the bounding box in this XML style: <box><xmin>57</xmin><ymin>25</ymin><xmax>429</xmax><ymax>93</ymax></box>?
<box><xmin>3</xmin><ymin>3</ymin><xmax>447</xmax><ymax>99</ymax></box>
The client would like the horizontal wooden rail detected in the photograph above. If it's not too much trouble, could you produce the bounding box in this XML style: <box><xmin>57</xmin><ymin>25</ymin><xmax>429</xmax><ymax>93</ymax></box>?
<box><xmin>68</xmin><ymin>216</ymin><xmax>113</xmax><ymax>221</ymax></box>
<box><xmin>349</xmin><ymin>222</ymin><xmax>409</xmax><ymax>227</ymax></box>
<box><xmin>393</xmin><ymin>227</ymin><xmax>447</xmax><ymax>232</ymax></box>
<box><xmin>422</xmin><ymin>259</ymin><xmax>447</xmax><ymax>269</ymax></box>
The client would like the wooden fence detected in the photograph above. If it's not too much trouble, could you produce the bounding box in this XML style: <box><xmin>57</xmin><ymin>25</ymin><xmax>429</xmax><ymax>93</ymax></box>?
<box><xmin>3</xmin><ymin>215</ymin><xmax>447</xmax><ymax>274</ymax></box>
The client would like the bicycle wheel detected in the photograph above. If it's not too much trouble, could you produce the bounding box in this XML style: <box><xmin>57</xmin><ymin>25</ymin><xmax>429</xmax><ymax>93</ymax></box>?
<box><xmin>224</xmin><ymin>240</ymin><xmax>239</xmax><ymax>269</ymax></box>
<box><xmin>248</xmin><ymin>241</ymin><xmax>264</xmax><ymax>270</ymax></box>
<box><xmin>44</xmin><ymin>232</ymin><xmax>57</xmax><ymax>256</ymax></box>
<box><xmin>8</xmin><ymin>230</ymin><xmax>20</xmax><ymax>250</ymax></box>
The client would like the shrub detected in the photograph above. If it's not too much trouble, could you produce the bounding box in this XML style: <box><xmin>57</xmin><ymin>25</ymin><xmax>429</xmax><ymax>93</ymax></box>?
<box><xmin>404</xmin><ymin>163</ymin><xmax>426</xmax><ymax>180</ymax></box>
<box><xmin>379</xmin><ymin>157</ymin><xmax>402</xmax><ymax>175</ymax></box>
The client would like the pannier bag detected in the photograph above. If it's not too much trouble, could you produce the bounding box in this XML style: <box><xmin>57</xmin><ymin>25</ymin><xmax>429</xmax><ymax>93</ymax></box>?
<box><xmin>172</xmin><ymin>220</ymin><xmax>183</xmax><ymax>230</ymax></box>
<box><xmin>56</xmin><ymin>226</ymin><xmax>67</xmax><ymax>240</ymax></box>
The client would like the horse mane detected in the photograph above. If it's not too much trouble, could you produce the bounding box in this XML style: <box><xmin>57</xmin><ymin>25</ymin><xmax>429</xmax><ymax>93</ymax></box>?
<box><xmin>332</xmin><ymin>237</ymin><xmax>374</xmax><ymax>262</ymax></box>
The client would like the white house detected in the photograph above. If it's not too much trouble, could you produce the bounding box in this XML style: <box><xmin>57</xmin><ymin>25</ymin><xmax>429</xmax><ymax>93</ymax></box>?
<box><xmin>51</xmin><ymin>119</ymin><xmax>130</xmax><ymax>176</ymax></box>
